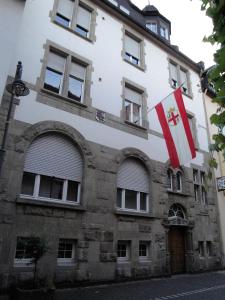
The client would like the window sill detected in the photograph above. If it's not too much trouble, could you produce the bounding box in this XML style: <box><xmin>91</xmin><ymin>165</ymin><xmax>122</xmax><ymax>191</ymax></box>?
<box><xmin>125</xmin><ymin>121</ymin><xmax>147</xmax><ymax>131</ymax></box>
<box><xmin>17</xmin><ymin>197</ymin><xmax>86</xmax><ymax>211</ymax></box>
<box><xmin>40</xmin><ymin>88</ymin><xmax>88</xmax><ymax>109</ymax></box>
<box><xmin>115</xmin><ymin>210</ymin><xmax>153</xmax><ymax>218</ymax></box>
<box><xmin>53</xmin><ymin>20</ymin><xmax>94</xmax><ymax>44</ymax></box>
<box><xmin>167</xmin><ymin>190</ymin><xmax>189</xmax><ymax>197</ymax></box>
<box><xmin>123</xmin><ymin>58</ymin><xmax>145</xmax><ymax>72</ymax></box>
<box><xmin>57</xmin><ymin>262</ymin><xmax>76</xmax><ymax>268</ymax></box>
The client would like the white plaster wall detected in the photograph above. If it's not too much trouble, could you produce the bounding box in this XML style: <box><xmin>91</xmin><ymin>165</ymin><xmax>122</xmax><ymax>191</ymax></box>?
<box><xmin>0</xmin><ymin>0</ymin><xmax>25</xmax><ymax>101</ymax></box>
<box><xmin>10</xmin><ymin>0</ymin><xmax>208</xmax><ymax>166</ymax></box>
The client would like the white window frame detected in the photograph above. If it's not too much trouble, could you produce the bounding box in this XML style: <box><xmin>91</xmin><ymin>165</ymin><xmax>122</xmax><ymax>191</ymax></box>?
<box><xmin>20</xmin><ymin>173</ymin><xmax>81</xmax><ymax>206</ymax></box>
<box><xmin>117</xmin><ymin>188</ymin><xmax>149</xmax><ymax>213</ymax></box>
<box><xmin>139</xmin><ymin>241</ymin><xmax>150</xmax><ymax>261</ymax></box>
<box><xmin>146</xmin><ymin>22</ymin><xmax>157</xmax><ymax>34</ymax></box>
<box><xmin>193</xmin><ymin>169</ymin><xmax>207</xmax><ymax>205</ymax></box>
<box><xmin>117</xmin><ymin>241</ymin><xmax>130</xmax><ymax>262</ymax></box>
<box><xmin>57</xmin><ymin>239</ymin><xmax>76</xmax><ymax>265</ymax></box>
<box><xmin>125</xmin><ymin>100</ymin><xmax>142</xmax><ymax>126</ymax></box>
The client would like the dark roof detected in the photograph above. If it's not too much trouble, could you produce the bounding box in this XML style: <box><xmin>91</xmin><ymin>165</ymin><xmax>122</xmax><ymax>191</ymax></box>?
<box><xmin>142</xmin><ymin>4</ymin><xmax>159</xmax><ymax>14</ymax></box>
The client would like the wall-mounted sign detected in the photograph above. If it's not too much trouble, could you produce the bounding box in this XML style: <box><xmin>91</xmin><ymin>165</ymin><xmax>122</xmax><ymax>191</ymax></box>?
<box><xmin>217</xmin><ymin>176</ymin><xmax>225</xmax><ymax>191</ymax></box>
<box><xmin>96</xmin><ymin>110</ymin><xmax>106</xmax><ymax>123</ymax></box>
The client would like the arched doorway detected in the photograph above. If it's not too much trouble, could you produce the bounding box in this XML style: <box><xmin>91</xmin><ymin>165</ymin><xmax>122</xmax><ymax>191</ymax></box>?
<box><xmin>168</xmin><ymin>204</ymin><xmax>187</xmax><ymax>274</ymax></box>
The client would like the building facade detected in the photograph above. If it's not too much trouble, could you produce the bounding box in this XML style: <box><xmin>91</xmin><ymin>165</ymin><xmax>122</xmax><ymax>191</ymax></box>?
<box><xmin>0</xmin><ymin>0</ymin><xmax>222</xmax><ymax>289</ymax></box>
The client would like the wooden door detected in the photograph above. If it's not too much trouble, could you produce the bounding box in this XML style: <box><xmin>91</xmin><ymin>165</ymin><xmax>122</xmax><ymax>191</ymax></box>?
<box><xmin>168</xmin><ymin>227</ymin><xmax>186</xmax><ymax>274</ymax></box>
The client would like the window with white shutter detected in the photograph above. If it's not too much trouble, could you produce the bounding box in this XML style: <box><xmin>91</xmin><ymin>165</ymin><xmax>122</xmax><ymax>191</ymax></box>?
<box><xmin>53</xmin><ymin>0</ymin><xmax>96</xmax><ymax>42</ymax></box>
<box><xmin>75</xmin><ymin>5</ymin><xmax>91</xmax><ymax>38</ymax></box>
<box><xmin>169</xmin><ymin>60</ymin><xmax>191</xmax><ymax>95</ymax></box>
<box><xmin>43</xmin><ymin>46</ymin><xmax>90</xmax><ymax>104</ymax></box>
<box><xmin>117</xmin><ymin>158</ymin><xmax>149</xmax><ymax>212</ymax></box>
<box><xmin>124</xmin><ymin>34</ymin><xmax>141</xmax><ymax>66</ymax></box>
<box><xmin>56</xmin><ymin>0</ymin><xmax>74</xmax><ymax>27</ymax></box>
<box><xmin>124</xmin><ymin>86</ymin><xmax>142</xmax><ymax>125</ymax></box>
<box><xmin>21</xmin><ymin>133</ymin><xmax>83</xmax><ymax>204</ymax></box>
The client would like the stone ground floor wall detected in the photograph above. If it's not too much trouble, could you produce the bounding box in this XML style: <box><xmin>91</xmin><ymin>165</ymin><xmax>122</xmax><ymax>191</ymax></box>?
<box><xmin>0</xmin><ymin>96</ymin><xmax>223</xmax><ymax>291</ymax></box>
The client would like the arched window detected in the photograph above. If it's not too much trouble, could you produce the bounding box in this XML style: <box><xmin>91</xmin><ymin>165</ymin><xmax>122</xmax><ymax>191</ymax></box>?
<box><xmin>168</xmin><ymin>204</ymin><xmax>186</xmax><ymax>219</ymax></box>
<box><xmin>117</xmin><ymin>158</ymin><xmax>149</xmax><ymax>212</ymax></box>
<box><xmin>20</xmin><ymin>133</ymin><xmax>83</xmax><ymax>204</ymax></box>
<box><xmin>167</xmin><ymin>169</ymin><xmax>173</xmax><ymax>190</ymax></box>
<box><xmin>176</xmin><ymin>171</ymin><xmax>182</xmax><ymax>192</ymax></box>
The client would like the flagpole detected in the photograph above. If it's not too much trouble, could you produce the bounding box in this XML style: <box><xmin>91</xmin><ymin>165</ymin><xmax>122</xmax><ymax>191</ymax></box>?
<box><xmin>147</xmin><ymin>82</ymin><xmax>186</xmax><ymax>114</ymax></box>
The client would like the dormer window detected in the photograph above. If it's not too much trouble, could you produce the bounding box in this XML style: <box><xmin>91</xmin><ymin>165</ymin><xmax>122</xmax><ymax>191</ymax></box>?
<box><xmin>160</xmin><ymin>26</ymin><xmax>168</xmax><ymax>40</ymax></box>
<box><xmin>146</xmin><ymin>22</ymin><xmax>157</xmax><ymax>34</ymax></box>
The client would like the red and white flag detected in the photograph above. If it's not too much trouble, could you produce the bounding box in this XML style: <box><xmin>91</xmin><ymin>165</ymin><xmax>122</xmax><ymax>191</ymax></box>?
<box><xmin>155</xmin><ymin>88</ymin><xmax>196</xmax><ymax>168</ymax></box>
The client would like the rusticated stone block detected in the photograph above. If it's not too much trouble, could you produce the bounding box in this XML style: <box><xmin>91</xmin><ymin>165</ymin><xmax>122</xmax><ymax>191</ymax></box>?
<box><xmin>78</xmin><ymin>241</ymin><xmax>89</xmax><ymax>248</ymax></box>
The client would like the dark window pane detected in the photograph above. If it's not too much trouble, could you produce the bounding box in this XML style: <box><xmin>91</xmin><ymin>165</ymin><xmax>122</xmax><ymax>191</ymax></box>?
<box><xmin>51</xmin><ymin>178</ymin><xmax>63</xmax><ymax>199</ymax></box>
<box><xmin>75</xmin><ymin>25</ymin><xmax>88</xmax><ymax>37</ymax></box>
<box><xmin>21</xmin><ymin>172</ymin><xmax>35</xmax><ymax>196</ymax></box>
<box><xmin>55</xmin><ymin>13</ymin><xmax>70</xmax><ymax>27</ymax></box>
<box><xmin>68</xmin><ymin>76</ymin><xmax>83</xmax><ymax>101</ymax></box>
<box><xmin>39</xmin><ymin>175</ymin><xmax>51</xmax><ymax>198</ymax></box>
<box><xmin>44</xmin><ymin>68</ymin><xmax>62</xmax><ymax>93</ymax></box>
<box><xmin>125</xmin><ymin>189</ymin><xmax>137</xmax><ymax>210</ymax></box>
<box><xmin>140</xmin><ymin>192</ymin><xmax>147</xmax><ymax>211</ymax></box>
<box><xmin>67</xmin><ymin>181</ymin><xmax>79</xmax><ymax>202</ymax></box>
<box><xmin>117</xmin><ymin>188</ymin><xmax>122</xmax><ymax>208</ymax></box>
<box><xmin>39</xmin><ymin>176</ymin><xmax>63</xmax><ymax>200</ymax></box>
<box><xmin>131</xmin><ymin>56</ymin><xmax>139</xmax><ymax>65</ymax></box>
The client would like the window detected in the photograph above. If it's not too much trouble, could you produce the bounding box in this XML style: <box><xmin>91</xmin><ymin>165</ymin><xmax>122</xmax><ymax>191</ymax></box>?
<box><xmin>206</xmin><ymin>241</ymin><xmax>213</xmax><ymax>257</ymax></box>
<box><xmin>57</xmin><ymin>239</ymin><xmax>76</xmax><ymax>265</ymax></box>
<box><xmin>167</xmin><ymin>169</ymin><xmax>173</xmax><ymax>190</ymax></box>
<box><xmin>169</xmin><ymin>61</ymin><xmax>191</xmax><ymax>95</ymax></box>
<box><xmin>117</xmin><ymin>158</ymin><xmax>149</xmax><ymax>213</ymax></box>
<box><xmin>123</xmin><ymin>30</ymin><xmax>145</xmax><ymax>70</ymax></box>
<box><xmin>146</xmin><ymin>22</ymin><xmax>157</xmax><ymax>34</ymax></box>
<box><xmin>43</xmin><ymin>47</ymin><xmax>91</xmax><ymax>105</ymax></box>
<box><xmin>44</xmin><ymin>50</ymin><xmax>87</xmax><ymax>102</ymax></box>
<box><xmin>117</xmin><ymin>241</ymin><xmax>130</xmax><ymax>262</ymax></box>
<box><xmin>20</xmin><ymin>133</ymin><xmax>83</xmax><ymax>205</ymax></box>
<box><xmin>193</xmin><ymin>169</ymin><xmax>200</xmax><ymax>202</ymax></box>
<box><xmin>160</xmin><ymin>26</ymin><xmax>168</xmax><ymax>40</ymax></box>
<box><xmin>200</xmin><ymin>172</ymin><xmax>207</xmax><ymax>205</ymax></box>
<box><xmin>44</xmin><ymin>51</ymin><xmax>66</xmax><ymax>94</ymax></box>
<box><xmin>14</xmin><ymin>237</ymin><xmax>33</xmax><ymax>265</ymax></box>
<box><xmin>193</xmin><ymin>169</ymin><xmax>207</xmax><ymax>205</ymax></box>
<box><xmin>139</xmin><ymin>241</ymin><xmax>150</xmax><ymax>261</ymax></box>
<box><xmin>168</xmin><ymin>204</ymin><xmax>186</xmax><ymax>219</ymax></box>
<box><xmin>75</xmin><ymin>4</ymin><xmax>91</xmax><ymax>38</ymax></box>
<box><xmin>124</xmin><ymin>34</ymin><xmax>140</xmax><ymax>66</ymax></box>
<box><xmin>54</xmin><ymin>0</ymin><xmax>96</xmax><ymax>41</ymax></box>
<box><xmin>169</xmin><ymin>63</ymin><xmax>178</xmax><ymax>89</ymax></box>
<box><xmin>198</xmin><ymin>241</ymin><xmax>204</xmax><ymax>257</ymax></box>
<box><xmin>176</xmin><ymin>171</ymin><xmax>182</xmax><ymax>192</ymax></box>
<box><xmin>55</xmin><ymin>0</ymin><xmax>74</xmax><ymax>27</ymax></box>
<box><xmin>124</xmin><ymin>86</ymin><xmax>142</xmax><ymax>126</ymax></box>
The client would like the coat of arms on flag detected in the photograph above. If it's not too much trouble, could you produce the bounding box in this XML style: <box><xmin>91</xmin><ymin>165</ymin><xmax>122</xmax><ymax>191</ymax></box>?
<box><xmin>155</xmin><ymin>88</ymin><xmax>196</xmax><ymax>168</ymax></box>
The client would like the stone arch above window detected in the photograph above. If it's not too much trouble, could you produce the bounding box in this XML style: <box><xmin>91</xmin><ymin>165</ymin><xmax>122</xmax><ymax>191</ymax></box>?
<box><xmin>21</xmin><ymin>132</ymin><xmax>83</xmax><ymax>204</ymax></box>
<box><xmin>116</xmin><ymin>157</ymin><xmax>149</xmax><ymax>213</ymax></box>
<box><xmin>168</xmin><ymin>204</ymin><xmax>186</xmax><ymax>220</ymax></box>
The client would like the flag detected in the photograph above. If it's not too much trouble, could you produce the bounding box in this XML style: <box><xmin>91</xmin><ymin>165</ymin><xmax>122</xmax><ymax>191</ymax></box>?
<box><xmin>155</xmin><ymin>88</ymin><xmax>196</xmax><ymax>168</ymax></box>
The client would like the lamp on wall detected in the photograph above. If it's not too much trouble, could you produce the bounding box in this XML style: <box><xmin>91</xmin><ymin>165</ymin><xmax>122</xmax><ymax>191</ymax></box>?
<box><xmin>0</xmin><ymin>62</ymin><xmax>30</xmax><ymax>176</ymax></box>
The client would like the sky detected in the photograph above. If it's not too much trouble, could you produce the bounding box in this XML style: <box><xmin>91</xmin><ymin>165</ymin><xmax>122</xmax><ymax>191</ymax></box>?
<box><xmin>131</xmin><ymin>0</ymin><xmax>217</xmax><ymax>68</ymax></box>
